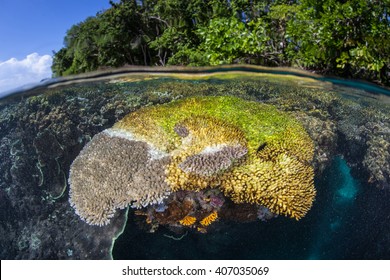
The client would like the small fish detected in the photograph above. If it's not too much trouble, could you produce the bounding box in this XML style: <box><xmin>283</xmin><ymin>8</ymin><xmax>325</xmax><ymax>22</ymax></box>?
<box><xmin>257</xmin><ymin>142</ymin><xmax>267</xmax><ymax>152</ymax></box>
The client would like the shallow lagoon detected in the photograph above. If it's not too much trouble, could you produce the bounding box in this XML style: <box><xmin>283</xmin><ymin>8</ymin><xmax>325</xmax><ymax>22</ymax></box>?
<box><xmin>0</xmin><ymin>66</ymin><xmax>389</xmax><ymax>259</ymax></box>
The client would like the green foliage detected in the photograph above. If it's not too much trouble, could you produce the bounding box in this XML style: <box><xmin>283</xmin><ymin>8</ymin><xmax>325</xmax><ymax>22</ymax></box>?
<box><xmin>52</xmin><ymin>0</ymin><xmax>164</xmax><ymax>76</ymax></box>
<box><xmin>52</xmin><ymin>0</ymin><xmax>390</xmax><ymax>85</ymax></box>
<box><xmin>193</xmin><ymin>17</ymin><xmax>273</xmax><ymax>65</ymax></box>
<box><xmin>197</xmin><ymin>17</ymin><xmax>248</xmax><ymax>65</ymax></box>
<box><xmin>286</xmin><ymin>0</ymin><xmax>390</xmax><ymax>82</ymax></box>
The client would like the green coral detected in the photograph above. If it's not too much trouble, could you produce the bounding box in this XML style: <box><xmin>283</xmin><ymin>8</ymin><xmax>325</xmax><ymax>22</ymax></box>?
<box><xmin>114</xmin><ymin>96</ymin><xmax>311</xmax><ymax>153</ymax></box>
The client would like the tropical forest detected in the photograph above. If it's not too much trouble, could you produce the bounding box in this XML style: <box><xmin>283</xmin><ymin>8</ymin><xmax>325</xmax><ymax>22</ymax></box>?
<box><xmin>51</xmin><ymin>0</ymin><xmax>390</xmax><ymax>86</ymax></box>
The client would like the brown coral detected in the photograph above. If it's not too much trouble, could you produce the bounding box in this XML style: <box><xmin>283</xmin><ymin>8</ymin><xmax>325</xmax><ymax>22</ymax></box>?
<box><xmin>68</xmin><ymin>130</ymin><xmax>171</xmax><ymax>226</ymax></box>
<box><xmin>179</xmin><ymin>144</ymin><xmax>248</xmax><ymax>176</ymax></box>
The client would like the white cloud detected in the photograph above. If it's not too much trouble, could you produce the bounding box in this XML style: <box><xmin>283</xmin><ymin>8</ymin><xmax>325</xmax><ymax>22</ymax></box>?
<box><xmin>0</xmin><ymin>53</ymin><xmax>53</xmax><ymax>94</ymax></box>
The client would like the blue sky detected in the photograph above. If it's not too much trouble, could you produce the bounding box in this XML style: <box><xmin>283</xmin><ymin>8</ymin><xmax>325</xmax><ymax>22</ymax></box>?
<box><xmin>0</xmin><ymin>0</ymin><xmax>114</xmax><ymax>93</ymax></box>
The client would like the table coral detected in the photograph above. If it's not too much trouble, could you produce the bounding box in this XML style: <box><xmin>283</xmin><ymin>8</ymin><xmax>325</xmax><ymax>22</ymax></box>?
<box><xmin>68</xmin><ymin>132</ymin><xmax>171</xmax><ymax>226</ymax></box>
<box><xmin>69</xmin><ymin>96</ymin><xmax>316</xmax><ymax>226</ymax></box>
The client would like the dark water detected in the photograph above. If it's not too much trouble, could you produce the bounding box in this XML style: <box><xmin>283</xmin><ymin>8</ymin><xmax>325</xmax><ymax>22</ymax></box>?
<box><xmin>113</xmin><ymin>157</ymin><xmax>389</xmax><ymax>259</ymax></box>
<box><xmin>0</xmin><ymin>66</ymin><xmax>389</xmax><ymax>259</ymax></box>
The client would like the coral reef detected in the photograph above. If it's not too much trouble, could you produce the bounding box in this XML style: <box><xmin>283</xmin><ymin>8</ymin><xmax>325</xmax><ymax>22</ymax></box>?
<box><xmin>69</xmin><ymin>131</ymin><xmax>171</xmax><ymax>226</ymax></box>
<box><xmin>362</xmin><ymin>122</ymin><xmax>390</xmax><ymax>189</ymax></box>
<box><xmin>329</xmin><ymin>98</ymin><xmax>390</xmax><ymax>189</ymax></box>
<box><xmin>222</xmin><ymin>153</ymin><xmax>315</xmax><ymax>219</ymax></box>
<box><xmin>69</xmin><ymin>96</ymin><xmax>316</xmax><ymax>225</ymax></box>
<box><xmin>130</xmin><ymin>187</ymin><xmax>276</xmax><ymax>235</ymax></box>
<box><xmin>294</xmin><ymin>113</ymin><xmax>338</xmax><ymax>173</ymax></box>
<box><xmin>178</xmin><ymin>144</ymin><xmax>248</xmax><ymax>177</ymax></box>
<box><xmin>1</xmin><ymin>72</ymin><xmax>389</xmax><ymax>260</ymax></box>
<box><xmin>0</xmin><ymin>83</ymin><xmax>155</xmax><ymax>259</ymax></box>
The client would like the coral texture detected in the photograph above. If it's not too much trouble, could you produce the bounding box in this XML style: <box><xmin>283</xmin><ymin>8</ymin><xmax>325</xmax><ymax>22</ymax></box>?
<box><xmin>69</xmin><ymin>96</ymin><xmax>316</xmax><ymax>225</ymax></box>
<box><xmin>179</xmin><ymin>216</ymin><xmax>197</xmax><ymax>226</ymax></box>
<box><xmin>2</xmin><ymin>74</ymin><xmax>389</xmax><ymax>260</ymax></box>
<box><xmin>200</xmin><ymin>211</ymin><xmax>218</xmax><ymax>227</ymax></box>
<box><xmin>68</xmin><ymin>131</ymin><xmax>171</xmax><ymax>226</ymax></box>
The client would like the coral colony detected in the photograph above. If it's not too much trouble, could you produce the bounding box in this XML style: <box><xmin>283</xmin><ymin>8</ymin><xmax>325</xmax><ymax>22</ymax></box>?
<box><xmin>69</xmin><ymin>96</ymin><xmax>316</xmax><ymax>233</ymax></box>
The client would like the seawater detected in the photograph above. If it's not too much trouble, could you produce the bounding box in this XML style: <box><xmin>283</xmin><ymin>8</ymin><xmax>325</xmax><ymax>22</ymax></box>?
<box><xmin>112</xmin><ymin>157</ymin><xmax>365</xmax><ymax>260</ymax></box>
<box><xmin>0</xmin><ymin>66</ymin><xmax>389</xmax><ymax>260</ymax></box>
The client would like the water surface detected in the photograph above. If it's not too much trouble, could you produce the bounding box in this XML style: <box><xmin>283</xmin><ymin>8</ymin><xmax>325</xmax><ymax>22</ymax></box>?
<box><xmin>0</xmin><ymin>66</ymin><xmax>389</xmax><ymax>259</ymax></box>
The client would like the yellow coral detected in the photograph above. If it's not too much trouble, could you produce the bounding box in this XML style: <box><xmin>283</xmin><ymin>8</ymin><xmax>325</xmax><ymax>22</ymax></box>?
<box><xmin>221</xmin><ymin>153</ymin><xmax>315</xmax><ymax>220</ymax></box>
<box><xmin>113</xmin><ymin>96</ymin><xmax>282</xmax><ymax>152</ymax></box>
<box><xmin>258</xmin><ymin>127</ymin><xmax>314</xmax><ymax>163</ymax></box>
<box><xmin>120</xmin><ymin>97</ymin><xmax>316</xmax><ymax>220</ymax></box>
<box><xmin>200</xmin><ymin>211</ymin><xmax>218</xmax><ymax>226</ymax></box>
<box><xmin>70</xmin><ymin>96</ymin><xmax>317</xmax><ymax>226</ymax></box>
<box><xmin>179</xmin><ymin>216</ymin><xmax>197</xmax><ymax>226</ymax></box>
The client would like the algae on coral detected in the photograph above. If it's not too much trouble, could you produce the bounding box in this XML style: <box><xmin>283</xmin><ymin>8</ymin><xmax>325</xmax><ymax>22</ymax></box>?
<box><xmin>69</xmin><ymin>96</ymin><xmax>316</xmax><ymax>225</ymax></box>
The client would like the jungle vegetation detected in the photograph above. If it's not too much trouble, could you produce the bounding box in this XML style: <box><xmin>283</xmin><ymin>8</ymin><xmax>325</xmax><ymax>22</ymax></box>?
<box><xmin>52</xmin><ymin>0</ymin><xmax>390</xmax><ymax>85</ymax></box>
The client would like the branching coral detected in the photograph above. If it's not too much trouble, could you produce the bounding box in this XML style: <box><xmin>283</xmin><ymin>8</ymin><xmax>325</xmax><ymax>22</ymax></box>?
<box><xmin>69</xmin><ymin>96</ymin><xmax>316</xmax><ymax>226</ymax></box>
<box><xmin>221</xmin><ymin>154</ymin><xmax>315</xmax><ymax>219</ymax></box>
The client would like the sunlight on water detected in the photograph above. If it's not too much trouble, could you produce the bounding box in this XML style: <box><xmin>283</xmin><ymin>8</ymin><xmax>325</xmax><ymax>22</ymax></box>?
<box><xmin>335</xmin><ymin>157</ymin><xmax>359</xmax><ymax>203</ymax></box>
<box><xmin>308</xmin><ymin>157</ymin><xmax>360</xmax><ymax>259</ymax></box>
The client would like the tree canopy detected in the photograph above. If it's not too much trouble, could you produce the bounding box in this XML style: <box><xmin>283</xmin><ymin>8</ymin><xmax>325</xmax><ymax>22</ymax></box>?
<box><xmin>52</xmin><ymin>0</ymin><xmax>390</xmax><ymax>85</ymax></box>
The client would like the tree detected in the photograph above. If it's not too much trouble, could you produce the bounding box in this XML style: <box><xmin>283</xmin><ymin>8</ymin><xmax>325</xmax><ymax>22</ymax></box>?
<box><xmin>52</xmin><ymin>0</ymin><xmax>390</xmax><ymax>85</ymax></box>
<box><xmin>52</xmin><ymin>0</ymin><xmax>162</xmax><ymax>76</ymax></box>
<box><xmin>286</xmin><ymin>0</ymin><xmax>390</xmax><ymax>83</ymax></box>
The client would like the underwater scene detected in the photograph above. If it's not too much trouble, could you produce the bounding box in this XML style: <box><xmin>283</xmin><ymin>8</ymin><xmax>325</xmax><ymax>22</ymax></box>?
<box><xmin>0</xmin><ymin>66</ymin><xmax>389</xmax><ymax>260</ymax></box>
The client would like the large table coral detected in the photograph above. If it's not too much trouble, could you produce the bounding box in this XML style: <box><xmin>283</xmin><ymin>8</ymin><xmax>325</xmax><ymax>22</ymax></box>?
<box><xmin>69</xmin><ymin>96</ymin><xmax>316</xmax><ymax>227</ymax></box>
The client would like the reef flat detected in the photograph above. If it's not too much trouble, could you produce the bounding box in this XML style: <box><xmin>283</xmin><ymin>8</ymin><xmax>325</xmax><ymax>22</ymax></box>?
<box><xmin>0</xmin><ymin>73</ymin><xmax>389</xmax><ymax>259</ymax></box>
